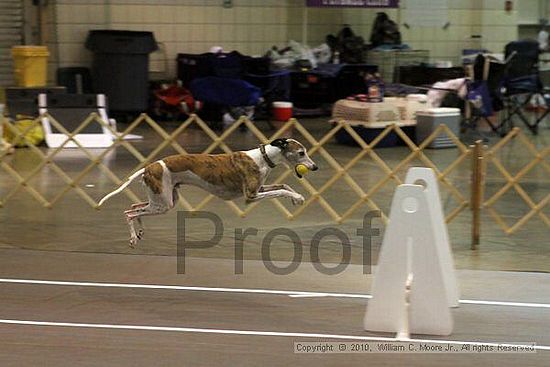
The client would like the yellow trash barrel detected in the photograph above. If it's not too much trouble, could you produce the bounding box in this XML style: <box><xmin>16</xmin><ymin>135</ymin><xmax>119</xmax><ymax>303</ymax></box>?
<box><xmin>11</xmin><ymin>46</ymin><xmax>50</xmax><ymax>87</ymax></box>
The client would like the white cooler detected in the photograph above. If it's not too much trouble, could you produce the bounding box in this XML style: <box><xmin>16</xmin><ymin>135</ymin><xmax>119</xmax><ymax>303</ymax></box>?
<box><xmin>415</xmin><ymin>108</ymin><xmax>461</xmax><ymax>148</ymax></box>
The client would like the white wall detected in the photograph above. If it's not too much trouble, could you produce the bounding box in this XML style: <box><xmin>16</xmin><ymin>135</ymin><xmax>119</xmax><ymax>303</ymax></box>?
<box><xmin>51</xmin><ymin>0</ymin><xmax>300</xmax><ymax>79</ymax></box>
<box><xmin>47</xmin><ymin>0</ymin><xmax>520</xmax><ymax>81</ymax></box>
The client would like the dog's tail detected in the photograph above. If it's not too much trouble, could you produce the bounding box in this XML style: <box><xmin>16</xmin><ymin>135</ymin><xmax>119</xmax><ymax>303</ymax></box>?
<box><xmin>98</xmin><ymin>168</ymin><xmax>145</xmax><ymax>207</ymax></box>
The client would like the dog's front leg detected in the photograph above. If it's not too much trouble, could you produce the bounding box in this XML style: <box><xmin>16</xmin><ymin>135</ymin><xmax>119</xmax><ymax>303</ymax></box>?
<box><xmin>259</xmin><ymin>184</ymin><xmax>298</xmax><ymax>193</ymax></box>
<box><xmin>246</xmin><ymin>188</ymin><xmax>304</xmax><ymax>205</ymax></box>
<box><xmin>258</xmin><ymin>184</ymin><xmax>304</xmax><ymax>205</ymax></box>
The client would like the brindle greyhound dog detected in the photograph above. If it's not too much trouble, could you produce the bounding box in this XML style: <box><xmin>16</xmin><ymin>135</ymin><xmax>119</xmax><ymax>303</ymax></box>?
<box><xmin>98</xmin><ymin>138</ymin><xmax>318</xmax><ymax>247</ymax></box>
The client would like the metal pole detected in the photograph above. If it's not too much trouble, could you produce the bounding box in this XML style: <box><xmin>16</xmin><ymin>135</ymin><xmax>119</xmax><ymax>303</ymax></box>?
<box><xmin>302</xmin><ymin>6</ymin><xmax>308</xmax><ymax>45</ymax></box>
<box><xmin>38</xmin><ymin>1</ymin><xmax>47</xmax><ymax>45</ymax></box>
<box><xmin>0</xmin><ymin>104</ymin><xmax>4</xmax><ymax>151</ymax></box>
<box><xmin>471</xmin><ymin>140</ymin><xmax>484</xmax><ymax>250</ymax></box>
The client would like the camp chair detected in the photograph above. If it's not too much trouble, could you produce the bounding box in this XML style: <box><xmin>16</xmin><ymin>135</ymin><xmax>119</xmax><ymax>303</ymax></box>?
<box><xmin>464</xmin><ymin>53</ymin><xmax>509</xmax><ymax>136</ymax></box>
<box><xmin>500</xmin><ymin>40</ymin><xmax>548</xmax><ymax>134</ymax></box>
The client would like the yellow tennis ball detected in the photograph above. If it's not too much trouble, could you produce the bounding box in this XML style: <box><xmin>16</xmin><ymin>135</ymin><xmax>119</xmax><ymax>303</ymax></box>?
<box><xmin>295</xmin><ymin>164</ymin><xmax>309</xmax><ymax>176</ymax></box>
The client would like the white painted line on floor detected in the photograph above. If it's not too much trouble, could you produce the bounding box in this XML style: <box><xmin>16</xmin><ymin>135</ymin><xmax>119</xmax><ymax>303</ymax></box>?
<box><xmin>459</xmin><ymin>299</ymin><xmax>550</xmax><ymax>308</ymax></box>
<box><xmin>0</xmin><ymin>277</ymin><xmax>353</xmax><ymax>298</ymax></box>
<box><xmin>288</xmin><ymin>293</ymin><xmax>330</xmax><ymax>298</ymax></box>
<box><xmin>1</xmin><ymin>278</ymin><xmax>550</xmax><ymax>309</ymax></box>
<box><xmin>0</xmin><ymin>319</ymin><xmax>548</xmax><ymax>352</ymax></box>
<box><xmin>289</xmin><ymin>294</ymin><xmax>550</xmax><ymax>309</ymax></box>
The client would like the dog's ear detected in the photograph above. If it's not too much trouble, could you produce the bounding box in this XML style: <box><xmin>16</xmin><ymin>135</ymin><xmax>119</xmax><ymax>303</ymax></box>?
<box><xmin>270</xmin><ymin>138</ymin><xmax>289</xmax><ymax>150</ymax></box>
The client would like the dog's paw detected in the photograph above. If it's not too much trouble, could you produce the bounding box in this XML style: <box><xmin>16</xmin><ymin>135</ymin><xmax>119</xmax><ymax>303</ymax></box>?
<box><xmin>129</xmin><ymin>237</ymin><xmax>138</xmax><ymax>248</ymax></box>
<box><xmin>137</xmin><ymin>229</ymin><xmax>144</xmax><ymax>240</ymax></box>
<box><xmin>291</xmin><ymin>194</ymin><xmax>305</xmax><ymax>205</ymax></box>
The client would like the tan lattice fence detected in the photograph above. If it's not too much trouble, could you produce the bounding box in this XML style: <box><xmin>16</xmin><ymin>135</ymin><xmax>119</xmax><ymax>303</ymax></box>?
<box><xmin>0</xmin><ymin>113</ymin><xmax>473</xmax><ymax>226</ymax></box>
<box><xmin>482</xmin><ymin>127</ymin><xmax>550</xmax><ymax>234</ymax></box>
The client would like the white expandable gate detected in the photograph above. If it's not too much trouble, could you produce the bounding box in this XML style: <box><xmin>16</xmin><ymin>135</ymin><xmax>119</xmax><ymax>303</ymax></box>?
<box><xmin>364</xmin><ymin>167</ymin><xmax>459</xmax><ymax>338</ymax></box>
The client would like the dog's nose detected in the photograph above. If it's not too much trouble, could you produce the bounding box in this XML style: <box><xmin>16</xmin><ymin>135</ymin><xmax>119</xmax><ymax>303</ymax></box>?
<box><xmin>312</xmin><ymin>165</ymin><xmax>318</xmax><ymax>171</ymax></box>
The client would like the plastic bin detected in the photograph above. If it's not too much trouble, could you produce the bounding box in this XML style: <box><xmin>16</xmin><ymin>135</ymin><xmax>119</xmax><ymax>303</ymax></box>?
<box><xmin>85</xmin><ymin>30</ymin><xmax>157</xmax><ymax>113</ymax></box>
<box><xmin>415</xmin><ymin>108</ymin><xmax>461</xmax><ymax>148</ymax></box>
<box><xmin>11</xmin><ymin>46</ymin><xmax>50</xmax><ymax>87</ymax></box>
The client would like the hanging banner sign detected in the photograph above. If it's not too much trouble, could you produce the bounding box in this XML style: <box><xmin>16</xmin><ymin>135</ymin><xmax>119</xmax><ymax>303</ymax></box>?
<box><xmin>306</xmin><ymin>0</ymin><xmax>399</xmax><ymax>8</ymax></box>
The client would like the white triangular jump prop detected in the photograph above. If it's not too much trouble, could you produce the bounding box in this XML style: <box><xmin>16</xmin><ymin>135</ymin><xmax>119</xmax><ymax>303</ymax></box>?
<box><xmin>405</xmin><ymin>167</ymin><xmax>460</xmax><ymax>307</ymax></box>
<box><xmin>364</xmin><ymin>179</ymin><xmax>455</xmax><ymax>336</ymax></box>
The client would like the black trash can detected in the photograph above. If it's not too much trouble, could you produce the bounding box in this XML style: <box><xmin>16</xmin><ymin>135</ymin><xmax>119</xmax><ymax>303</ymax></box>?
<box><xmin>85</xmin><ymin>30</ymin><xmax>157</xmax><ymax>115</ymax></box>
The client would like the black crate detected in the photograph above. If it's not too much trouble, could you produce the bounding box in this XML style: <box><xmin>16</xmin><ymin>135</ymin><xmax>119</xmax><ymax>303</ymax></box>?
<box><xmin>176</xmin><ymin>53</ymin><xmax>213</xmax><ymax>88</ymax></box>
<box><xmin>5</xmin><ymin>86</ymin><xmax>66</xmax><ymax>119</ymax></box>
<box><xmin>290</xmin><ymin>71</ymin><xmax>334</xmax><ymax>108</ymax></box>
<box><xmin>334</xmin><ymin>64</ymin><xmax>378</xmax><ymax>99</ymax></box>
<box><xmin>290</xmin><ymin>64</ymin><xmax>378</xmax><ymax>108</ymax></box>
<box><xmin>242</xmin><ymin>56</ymin><xmax>271</xmax><ymax>75</ymax></box>
<box><xmin>57</xmin><ymin>67</ymin><xmax>92</xmax><ymax>94</ymax></box>
<box><xmin>396</xmin><ymin>65</ymin><xmax>465</xmax><ymax>86</ymax></box>
<box><xmin>177</xmin><ymin>51</ymin><xmax>251</xmax><ymax>87</ymax></box>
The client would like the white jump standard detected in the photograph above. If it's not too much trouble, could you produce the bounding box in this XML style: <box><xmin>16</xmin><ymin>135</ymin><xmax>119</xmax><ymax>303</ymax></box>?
<box><xmin>98</xmin><ymin>138</ymin><xmax>318</xmax><ymax>247</ymax></box>
<box><xmin>364</xmin><ymin>167</ymin><xmax>458</xmax><ymax>337</ymax></box>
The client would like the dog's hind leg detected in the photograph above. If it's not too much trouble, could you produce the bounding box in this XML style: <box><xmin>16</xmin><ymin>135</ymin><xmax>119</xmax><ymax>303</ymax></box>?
<box><xmin>130</xmin><ymin>202</ymin><xmax>148</xmax><ymax>239</ymax></box>
<box><xmin>125</xmin><ymin>212</ymin><xmax>139</xmax><ymax>248</ymax></box>
<box><xmin>136</xmin><ymin>218</ymin><xmax>144</xmax><ymax>239</ymax></box>
<box><xmin>124</xmin><ymin>189</ymin><xmax>175</xmax><ymax>248</ymax></box>
<box><xmin>125</xmin><ymin>204</ymin><xmax>150</xmax><ymax>247</ymax></box>
<box><xmin>126</xmin><ymin>204</ymin><xmax>170</xmax><ymax>247</ymax></box>
<box><xmin>131</xmin><ymin>201</ymin><xmax>148</xmax><ymax>209</ymax></box>
<box><xmin>171</xmin><ymin>187</ymin><xmax>179</xmax><ymax>207</ymax></box>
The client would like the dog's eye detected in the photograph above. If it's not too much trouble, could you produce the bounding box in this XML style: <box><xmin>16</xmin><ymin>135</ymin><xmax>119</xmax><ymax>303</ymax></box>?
<box><xmin>298</xmin><ymin>151</ymin><xmax>305</xmax><ymax>156</ymax></box>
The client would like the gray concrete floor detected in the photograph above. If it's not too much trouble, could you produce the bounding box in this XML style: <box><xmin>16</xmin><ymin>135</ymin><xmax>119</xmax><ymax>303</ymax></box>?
<box><xmin>0</xmin><ymin>115</ymin><xmax>549</xmax><ymax>366</ymax></box>
<box><xmin>0</xmin><ymin>248</ymin><xmax>548</xmax><ymax>367</ymax></box>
